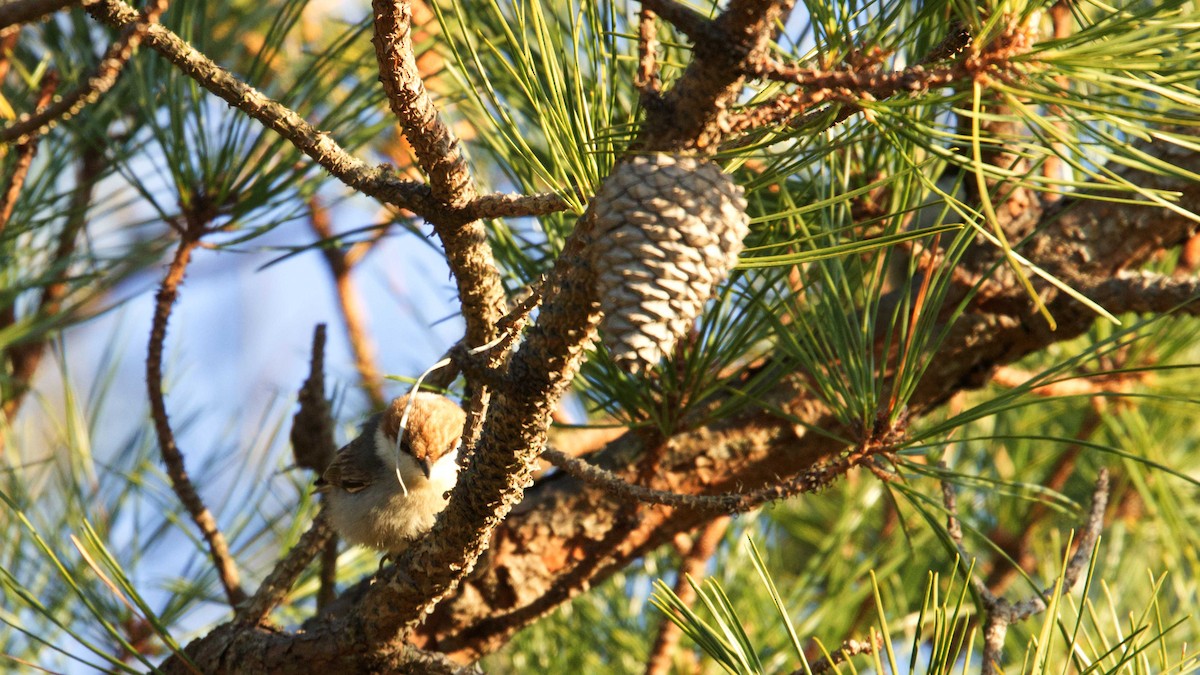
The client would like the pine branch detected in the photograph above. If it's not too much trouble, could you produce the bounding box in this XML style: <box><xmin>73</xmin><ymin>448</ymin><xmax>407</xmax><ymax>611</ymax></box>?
<box><xmin>307</xmin><ymin>200</ymin><xmax>386</xmax><ymax>409</ymax></box>
<box><xmin>147</xmin><ymin>229</ymin><xmax>245</xmax><ymax>608</ymax></box>
<box><xmin>371</xmin><ymin>0</ymin><xmax>474</xmax><ymax>208</ymax></box>
<box><xmin>3</xmin><ymin>145</ymin><xmax>103</xmax><ymax>425</ymax></box>
<box><xmin>942</xmin><ymin>469</ymin><xmax>1110</xmax><ymax>675</ymax></box>
<box><xmin>0</xmin><ymin>70</ymin><xmax>55</xmax><ymax>233</ymax></box>
<box><xmin>637</xmin><ymin>0</ymin><xmax>794</xmax><ymax>151</ymax></box>
<box><xmin>1</xmin><ymin>0</ymin><xmax>170</xmax><ymax>144</ymax></box>
<box><xmin>542</xmin><ymin>446</ymin><xmax>840</xmax><ymax>512</ymax></box>
<box><xmin>236</xmin><ymin>511</ymin><xmax>333</xmax><ymax>626</ymax></box>
<box><xmin>83</xmin><ymin>0</ymin><xmax>437</xmax><ymax>212</ymax></box>
<box><xmin>1082</xmin><ymin>270</ymin><xmax>1200</xmax><ymax>317</ymax></box>
<box><xmin>367</xmin><ymin>0</ymin><xmax>510</xmax><ymax>462</ymax></box>
<box><xmin>0</xmin><ymin>0</ymin><xmax>83</xmax><ymax>29</ymax></box>
<box><xmin>83</xmin><ymin>0</ymin><xmax>571</xmax><ymax>227</ymax></box>
<box><xmin>732</xmin><ymin>23</ymin><xmax>972</xmax><ymax>135</ymax></box>
<box><xmin>149</xmin><ymin>5</ymin><xmax>1200</xmax><ymax>670</ymax></box>
<box><xmin>403</xmin><ymin>131</ymin><xmax>1200</xmax><ymax>658</ymax></box>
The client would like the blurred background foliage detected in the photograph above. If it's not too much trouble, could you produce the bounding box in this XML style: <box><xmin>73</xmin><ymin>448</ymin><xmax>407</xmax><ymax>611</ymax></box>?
<box><xmin>1</xmin><ymin>0</ymin><xmax>1199</xmax><ymax>672</ymax></box>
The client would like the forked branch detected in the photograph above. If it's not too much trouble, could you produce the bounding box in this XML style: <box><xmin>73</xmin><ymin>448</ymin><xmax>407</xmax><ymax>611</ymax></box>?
<box><xmin>942</xmin><ymin>468</ymin><xmax>1109</xmax><ymax>675</ymax></box>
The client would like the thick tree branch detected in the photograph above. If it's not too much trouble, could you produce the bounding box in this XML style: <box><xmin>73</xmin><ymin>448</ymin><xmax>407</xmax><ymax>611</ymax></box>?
<box><xmin>371</xmin><ymin>0</ymin><xmax>474</xmax><ymax>208</ymax></box>
<box><xmin>372</xmin><ymin>0</ymin><xmax>508</xmax><ymax>484</ymax></box>
<box><xmin>364</xmin><ymin>216</ymin><xmax>604</xmax><ymax>647</ymax></box>
<box><xmin>639</xmin><ymin>0</ymin><xmax>711</xmax><ymax>45</ymax></box>
<box><xmin>1081</xmin><ymin>270</ymin><xmax>1200</xmax><ymax>317</ymax></box>
<box><xmin>636</xmin><ymin>0</ymin><xmax>795</xmax><ymax>151</ymax></box>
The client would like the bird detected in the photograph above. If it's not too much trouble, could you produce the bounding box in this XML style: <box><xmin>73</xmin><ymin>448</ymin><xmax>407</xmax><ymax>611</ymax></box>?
<box><xmin>316</xmin><ymin>392</ymin><xmax>465</xmax><ymax>555</ymax></box>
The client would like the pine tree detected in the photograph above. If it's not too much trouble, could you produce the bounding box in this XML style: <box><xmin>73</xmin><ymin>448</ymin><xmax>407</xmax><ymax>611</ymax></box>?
<box><xmin>1</xmin><ymin>0</ymin><xmax>1199</xmax><ymax>672</ymax></box>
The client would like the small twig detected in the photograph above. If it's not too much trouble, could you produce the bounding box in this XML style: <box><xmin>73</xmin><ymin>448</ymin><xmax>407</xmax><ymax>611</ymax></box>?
<box><xmin>639</xmin><ymin>0</ymin><xmax>713</xmax><ymax>44</ymax></box>
<box><xmin>290</xmin><ymin>324</ymin><xmax>336</xmax><ymax>474</ymax></box>
<box><xmin>0</xmin><ymin>0</ymin><xmax>83</xmax><ymax>29</ymax></box>
<box><xmin>542</xmin><ymin>446</ymin><xmax>839</xmax><ymax>513</ymax></box>
<box><xmin>645</xmin><ymin>517</ymin><xmax>729</xmax><ymax>675</ymax></box>
<box><xmin>730</xmin><ymin>60</ymin><xmax>958</xmax><ymax>135</ymax></box>
<box><xmin>236</xmin><ymin>511</ymin><xmax>334</xmax><ymax>625</ymax></box>
<box><xmin>451</xmin><ymin>278</ymin><xmax>544</xmax><ymax>379</ymax></box>
<box><xmin>941</xmin><ymin>468</ymin><xmax>1110</xmax><ymax>675</ymax></box>
<box><xmin>797</xmin><ymin>637</ymin><xmax>881</xmax><ymax>675</ymax></box>
<box><xmin>147</xmin><ymin>229</ymin><xmax>245</xmax><ymax>607</ymax></box>
<box><xmin>1</xmin><ymin>0</ymin><xmax>170</xmax><ymax>144</ymax></box>
<box><xmin>0</xmin><ymin>26</ymin><xmax>23</xmax><ymax>83</ymax></box>
<box><xmin>460</xmin><ymin>190</ymin><xmax>571</xmax><ymax>220</ymax></box>
<box><xmin>3</xmin><ymin>147</ymin><xmax>102</xmax><ymax>425</ymax></box>
<box><xmin>0</xmin><ymin>70</ymin><xmax>57</xmax><ymax>233</ymax></box>
<box><xmin>636</xmin><ymin>9</ymin><xmax>662</xmax><ymax>101</ymax></box>
<box><xmin>307</xmin><ymin>199</ymin><xmax>386</xmax><ymax>408</ymax></box>
<box><xmin>424</xmin><ymin>277</ymin><xmax>546</xmax><ymax>392</ymax></box>
<box><xmin>317</xmin><ymin>532</ymin><xmax>339</xmax><ymax>611</ymax></box>
<box><xmin>732</xmin><ymin>23</ymin><xmax>973</xmax><ymax>137</ymax></box>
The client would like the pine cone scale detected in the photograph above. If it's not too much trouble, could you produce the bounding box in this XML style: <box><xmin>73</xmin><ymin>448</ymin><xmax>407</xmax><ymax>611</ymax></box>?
<box><xmin>589</xmin><ymin>154</ymin><xmax>750</xmax><ymax>373</ymax></box>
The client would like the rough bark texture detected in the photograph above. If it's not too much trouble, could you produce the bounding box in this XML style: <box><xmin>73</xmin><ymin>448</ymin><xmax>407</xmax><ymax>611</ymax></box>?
<box><xmin>73</xmin><ymin>0</ymin><xmax>1196</xmax><ymax>669</ymax></box>
<box><xmin>403</xmin><ymin>132</ymin><xmax>1200</xmax><ymax>660</ymax></box>
<box><xmin>636</xmin><ymin>0</ymin><xmax>796</xmax><ymax>151</ymax></box>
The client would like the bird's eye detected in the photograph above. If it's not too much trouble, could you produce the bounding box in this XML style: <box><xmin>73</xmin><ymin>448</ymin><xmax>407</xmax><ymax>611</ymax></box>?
<box><xmin>342</xmin><ymin>480</ymin><xmax>366</xmax><ymax>494</ymax></box>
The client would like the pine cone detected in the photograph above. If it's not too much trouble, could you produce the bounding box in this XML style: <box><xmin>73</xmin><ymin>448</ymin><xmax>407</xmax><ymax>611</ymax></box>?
<box><xmin>590</xmin><ymin>154</ymin><xmax>749</xmax><ymax>373</ymax></box>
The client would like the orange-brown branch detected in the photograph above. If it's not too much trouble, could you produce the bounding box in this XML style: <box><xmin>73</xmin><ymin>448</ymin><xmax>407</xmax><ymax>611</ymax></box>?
<box><xmin>147</xmin><ymin>231</ymin><xmax>245</xmax><ymax>607</ymax></box>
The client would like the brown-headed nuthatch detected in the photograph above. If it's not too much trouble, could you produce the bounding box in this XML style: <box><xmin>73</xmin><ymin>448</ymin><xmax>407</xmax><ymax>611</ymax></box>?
<box><xmin>316</xmin><ymin>392</ymin><xmax>465</xmax><ymax>555</ymax></box>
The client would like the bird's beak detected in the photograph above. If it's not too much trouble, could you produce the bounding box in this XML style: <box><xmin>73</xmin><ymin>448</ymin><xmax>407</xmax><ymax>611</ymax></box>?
<box><xmin>419</xmin><ymin>458</ymin><xmax>433</xmax><ymax>479</ymax></box>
